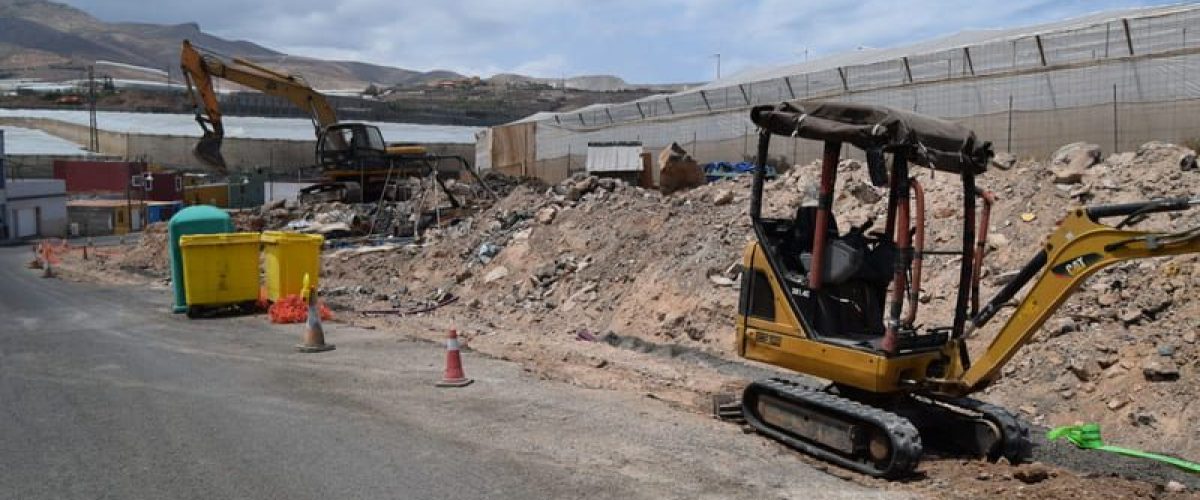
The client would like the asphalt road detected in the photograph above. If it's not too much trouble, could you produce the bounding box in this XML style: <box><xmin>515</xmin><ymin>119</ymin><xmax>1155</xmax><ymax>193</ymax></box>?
<box><xmin>0</xmin><ymin>246</ymin><xmax>894</xmax><ymax>500</ymax></box>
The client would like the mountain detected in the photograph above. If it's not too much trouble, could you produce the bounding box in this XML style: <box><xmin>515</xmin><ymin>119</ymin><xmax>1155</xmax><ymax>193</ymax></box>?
<box><xmin>0</xmin><ymin>0</ymin><xmax>693</xmax><ymax>94</ymax></box>
<box><xmin>0</xmin><ymin>0</ymin><xmax>462</xmax><ymax>89</ymax></box>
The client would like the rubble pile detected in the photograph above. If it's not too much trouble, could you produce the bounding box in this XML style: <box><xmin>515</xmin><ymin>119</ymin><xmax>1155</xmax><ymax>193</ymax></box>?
<box><xmin>119</xmin><ymin>222</ymin><xmax>168</xmax><ymax>272</ymax></box>
<box><xmin>325</xmin><ymin>141</ymin><xmax>1200</xmax><ymax>460</ymax></box>
<box><xmin>57</xmin><ymin>141</ymin><xmax>1200</xmax><ymax>465</ymax></box>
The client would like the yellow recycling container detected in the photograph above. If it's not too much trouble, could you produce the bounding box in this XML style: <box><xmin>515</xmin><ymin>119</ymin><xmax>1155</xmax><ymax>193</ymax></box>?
<box><xmin>261</xmin><ymin>231</ymin><xmax>324</xmax><ymax>301</ymax></box>
<box><xmin>179</xmin><ymin>232</ymin><xmax>262</xmax><ymax>310</ymax></box>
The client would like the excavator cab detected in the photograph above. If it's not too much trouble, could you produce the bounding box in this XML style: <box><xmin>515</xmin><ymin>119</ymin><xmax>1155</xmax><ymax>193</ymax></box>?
<box><xmin>316</xmin><ymin>123</ymin><xmax>388</xmax><ymax>169</ymax></box>
<box><xmin>738</xmin><ymin>101</ymin><xmax>992</xmax><ymax>387</ymax></box>
<box><xmin>730</xmin><ymin>101</ymin><xmax>1200</xmax><ymax>478</ymax></box>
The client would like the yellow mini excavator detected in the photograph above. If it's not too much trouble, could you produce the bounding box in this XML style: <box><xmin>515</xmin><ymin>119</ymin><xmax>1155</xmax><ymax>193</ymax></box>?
<box><xmin>180</xmin><ymin>40</ymin><xmax>481</xmax><ymax>204</ymax></box>
<box><xmin>731</xmin><ymin>101</ymin><xmax>1200</xmax><ymax>478</ymax></box>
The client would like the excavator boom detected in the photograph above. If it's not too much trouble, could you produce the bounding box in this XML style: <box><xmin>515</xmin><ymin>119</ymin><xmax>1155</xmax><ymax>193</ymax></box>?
<box><xmin>180</xmin><ymin>39</ymin><xmax>339</xmax><ymax>171</ymax></box>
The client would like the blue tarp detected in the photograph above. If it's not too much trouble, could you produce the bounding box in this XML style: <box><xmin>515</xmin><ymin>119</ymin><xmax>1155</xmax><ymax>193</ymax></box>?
<box><xmin>703</xmin><ymin>161</ymin><xmax>777</xmax><ymax>183</ymax></box>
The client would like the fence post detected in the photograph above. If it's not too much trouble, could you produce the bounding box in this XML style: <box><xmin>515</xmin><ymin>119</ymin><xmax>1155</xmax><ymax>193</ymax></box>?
<box><xmin>1006</xmin><ymin>95</ymin><xmax>1014</xmax><ymax>154</ymax></box>
<box><xmin>1112</xmin><ymin>84</ymin><xmax>1119</xmax><ymax>154</ymax></box>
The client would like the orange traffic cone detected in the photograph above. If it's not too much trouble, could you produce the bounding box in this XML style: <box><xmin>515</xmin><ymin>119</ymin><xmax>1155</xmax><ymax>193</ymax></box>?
<box><xmin>41</xmin><ymin>244</ymin><xmax>54</xmax><ymax>278</ymax></box>
<box><xmin>295</xmin><ymin>275</ymin><xmax>334</xmax><ymax>353</ymax></box>
<box><xmin>436</xmin><ymin>329</ymin><xmax>473</xmax><ymax>387</ymax></box>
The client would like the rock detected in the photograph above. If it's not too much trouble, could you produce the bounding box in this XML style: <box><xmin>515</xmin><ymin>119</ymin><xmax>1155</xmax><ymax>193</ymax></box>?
<box><xmin>1130</xmin><ymin>411</ymin><xmax>1156</xmax><ymax>427</ymax></box>
<box><xmin>477</xmin><ymin>242</ymin><xmax>500</xmax><ymax>262</ymax></box>
<box><xmin>1013</xmin><ymin>463</ymin><xmax>1051</xmax><ymax>484</ymax></box>
<box><xmin>1119</xmin><ymin>308</ymin><xmax>1143</xmax><ymax>324</ymax></box>
<box><xmin>1097</xmin><ymin>293</ymin><xmax>1121</xmax><ymax>307</ymax></box>
<box><xmin>1019</xmin><ymin>404</ymin><xmax>1038</xmax><ymax>416</ymax></box>
<box><xmin>708</xmin><ymin>274</ymin><xmax>736</xmax><ymax>287</ymax></box>
<box><xmin>1051</xmin><ymin>142</ymin><xmax>1102</xmax><ymax>169</ymax></box>
<box><xmin>1097</xmin><ymin>353</ymin><xmax>1120</xmax><ymax>369</ymax></box>
<box><xmin>483</xmin><ymin>266</ymin><xmax>510</xmax><ymax>284</ymax></box>
<box><xmin>1020</xmin><ymin>212</ymin><xmax>1037</xmax><ymax>222</ymax></box>
<box><xmin>1157</xmin><ymin>344</ymin><xmax>1176</xmax><ymax>357</ymax></box>
<box><xmin>1166</xmin><ymin>480</ymin><xmax>1187</xmax><ymax>493</ymax></box>
<box><xmin>1048</xmin><ymin>317</ymin><xmax>1077</xmax><ymax>337</ymax></box>
<box><xmin>1107</xmin><ymin>398</ymin><xmax>1128</xmax><ymax>410</ymax></box>
<box><xmin>566</xmin><ymin>176</ymin><xmax>600</xmax><ymax>201</ymax></box>
<box><xmin>1052</xmin><ymin>166</ymin><xmax>1085</xmax><ymax>185</ymax></box>
<box><xmin>991</xmin><ymin>152</ymin><xmax>1016</xmax><ymax>170</ymax></box>
<box><xmin>712</xmin><ymin>189</ymin><xmax>735</xmax><ymax>206</ymax></box>
<box><xmin>1185</xmin><ymin>331</ymin><xmax>1197</xmax><ymax>344</ymax></box>
<box><xmin>838</xmin><ymin>159</ymin><xmax>863</xmax><ymax>171</ymax></box>
<box><xmin>1182</xmin><ymin>152</ymin><xmax>1198</xmax><ymax>171</ymax></box>
<box><xmin>847</xmin><ymin>181</ymin><xmax>882</xmax><ymax>204</ymax></box>
<box><xmin>1142</xmin><ymin>359</ymin><xmax>1180</xmax><ymax>381</ymax></box>
<box><xmin>535</xmin><ymin>206</ymin><xmax>558</xmax><ymax>224</ymax></box>
<box><xmin>986</xmin><ymin>232</ymin><xmax>1009</xmax><ymax>249</ymax></box>
<box><xmin>1068</xmin><ymin>357</ymin><xmax>1100</xmax><ymax>381</ymax></box>
<box><xmin>372</xmin><ymin>293</ymin><xmax>390</xmax><ymax>302</ymax></box>
<box><xmin>976</xmin><ymin>471</ymin><xmax>992</xmax><ymax>480</ymax></box>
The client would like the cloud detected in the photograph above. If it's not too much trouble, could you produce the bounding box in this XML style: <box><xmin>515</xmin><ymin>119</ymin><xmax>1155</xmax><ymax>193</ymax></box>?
<box><xmin>59</xmin><ymin>0</ymin><xmax>1170</xmax><ymax>82</ymax></box>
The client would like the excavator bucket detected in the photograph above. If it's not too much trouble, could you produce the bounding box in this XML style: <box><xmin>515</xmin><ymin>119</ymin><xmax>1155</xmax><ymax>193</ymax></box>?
<box><xmin>193</xmin><ymin>133</ymin><xmax>227</xmax><ymax>171</ymax></box>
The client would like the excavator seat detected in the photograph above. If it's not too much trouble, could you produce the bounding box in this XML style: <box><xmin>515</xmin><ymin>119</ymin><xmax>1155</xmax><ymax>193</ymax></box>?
<box><xmin>784</xmin><ymin>206</ymin><xmax>889</xmax><ymax>343</ymax></box>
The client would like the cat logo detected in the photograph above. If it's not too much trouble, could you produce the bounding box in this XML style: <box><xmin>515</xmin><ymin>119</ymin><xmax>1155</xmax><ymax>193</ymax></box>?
<box><xmin>1051</xmin><ymin>253</ymin><xmax>1103</xmax><ymax>278</ymax></box>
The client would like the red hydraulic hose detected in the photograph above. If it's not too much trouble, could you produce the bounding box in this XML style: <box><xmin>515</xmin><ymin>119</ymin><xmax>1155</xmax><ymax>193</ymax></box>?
<box><xmin>971</xmin><ymin>188</ymin><xmax>996</xmax><ymax>317</ymax></box>
<box><xmin>903</xmin><ymin>178</ymin><xmax>926</xmax><ymax>327</ymax></box>
<box><xmin>808</xmin><ymin>141</ymin><xmax>841</xmax><ymax>291</ymax></box>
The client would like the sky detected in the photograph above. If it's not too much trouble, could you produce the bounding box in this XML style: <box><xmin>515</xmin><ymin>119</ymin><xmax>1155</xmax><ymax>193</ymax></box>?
<box><xmin>60</xmin><ymin>0</ymin><xmax>1180</xmax><ymax>83</ymax></box>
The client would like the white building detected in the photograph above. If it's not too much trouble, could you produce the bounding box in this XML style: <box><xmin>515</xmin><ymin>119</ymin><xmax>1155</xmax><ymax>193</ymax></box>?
<box><xmin>5</xmin><ymin>178</ymin><xmax>67</xmax><ymax>239</ymax></box>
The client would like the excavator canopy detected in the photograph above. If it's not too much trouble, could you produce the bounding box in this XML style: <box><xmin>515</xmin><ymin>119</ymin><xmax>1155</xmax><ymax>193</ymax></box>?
<box><xmin>750</xmin><ymin>101</ymin><xmax>991</xmax><ymax>174</ymax></box>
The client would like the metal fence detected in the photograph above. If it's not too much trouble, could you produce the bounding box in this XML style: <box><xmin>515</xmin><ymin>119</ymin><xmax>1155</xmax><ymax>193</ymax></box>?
<box><xmin>496</xmin><ymin>5</ymin><xmax>1200</xmax><ymax>182</ymax></box>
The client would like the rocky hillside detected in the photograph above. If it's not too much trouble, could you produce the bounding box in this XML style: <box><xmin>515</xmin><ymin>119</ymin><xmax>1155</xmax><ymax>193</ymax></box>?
<box><xmin>0</xmin><ymin>0</ymin><xmax>455</xmax><ymax>89</ymax></box>
<box><xmin>0</xmin><ymin>0</ymin><xmax>687</xmax><ymax>93</ymax></box>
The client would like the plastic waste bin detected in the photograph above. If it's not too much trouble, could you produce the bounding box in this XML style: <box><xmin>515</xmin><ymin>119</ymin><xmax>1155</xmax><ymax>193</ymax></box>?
<box><xmin>261</xmin><ymin>231</ymin><xmax>324</xmax><ymax>301</ymax></box>
<box><xmin>179</xmin><ymin>232</ymin><xmax>261</xmax><ymax>313</ymax></box>
<box><xmin>168</xmin><ymin>205</ymin><xmax>233</xmax><ymax>313</ymax></box>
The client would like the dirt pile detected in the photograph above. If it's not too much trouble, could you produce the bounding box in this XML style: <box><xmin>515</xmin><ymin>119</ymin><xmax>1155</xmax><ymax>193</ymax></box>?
<box><xmin>51</xmin><ymin>140</ymin><xmax>1200</xmax><ymax>494</ymax></box>
<box><xmin>323</xmin><ymin>140</ymin><xmax>1200</xmax><ymax>458</ymax></box>
<box><xmin>119</xmin><ymin>222</ymin><xmax>169</xmax><ymax>273</ymax></box>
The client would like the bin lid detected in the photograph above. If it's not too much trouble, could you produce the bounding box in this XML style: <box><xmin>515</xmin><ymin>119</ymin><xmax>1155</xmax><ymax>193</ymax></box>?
<box><xmin>169</xmin><ymin>205</ymin><xmax>230</xmax><ymax>228</ymax></box>
<box><xmin>260</xmin><ymin>231</ymin><xmax>324</xmax><ymax>245</ymax></box>
<box><xmin>179</xmin><ymin>232</ymin><xmax>261</xmax><ymax>247</ymax></box>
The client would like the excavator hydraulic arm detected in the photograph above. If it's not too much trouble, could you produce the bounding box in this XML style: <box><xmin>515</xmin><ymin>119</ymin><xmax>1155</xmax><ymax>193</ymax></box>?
<box><xmin>936</xmin><ymin>196</ymin><xmax>1200</xmax><ymax>395</ymax></box>
<box><xmin>180</xmin><ymin>39</ymin><xmax>339</xmax><ymax>171</ymax></box>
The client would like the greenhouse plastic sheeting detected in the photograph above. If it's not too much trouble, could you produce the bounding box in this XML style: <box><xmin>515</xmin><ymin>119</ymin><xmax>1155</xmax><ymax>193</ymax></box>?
<box><xmin>0</xmin><ymin>109</ymin><xmax>480</xmax><ymax>143</ymax></box>
<box><xmin>496</xmin><ymin>4</ymin><xmax>1200</xmax><ymax>167</ymax></box>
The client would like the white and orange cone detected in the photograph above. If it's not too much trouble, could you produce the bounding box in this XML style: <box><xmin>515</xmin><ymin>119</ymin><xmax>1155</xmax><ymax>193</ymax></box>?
<box><xmin>41</xmin><ymin>244</ymin><xmax>54</xmax><ymax>278</ymax></box>
<box><xmin>295</xmin><ymin>274</ymin><xmax>334</xmax><ymax>353</ymax></box>
<box><xmin>436</xmin><ymin>329</ymin><xmax>473</xmax><ymax>387</ymax></box>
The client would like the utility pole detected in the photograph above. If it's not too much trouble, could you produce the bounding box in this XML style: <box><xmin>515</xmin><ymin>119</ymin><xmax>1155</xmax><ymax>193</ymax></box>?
<box><xmin>87</xmin><ymin>65</ymin><xmax>98</xmax><ymax>152</ymax></box>
<box><xmin>712</xmin><ymin>53</ymin><xmax>721</xmax><ymax>80</ymax></box>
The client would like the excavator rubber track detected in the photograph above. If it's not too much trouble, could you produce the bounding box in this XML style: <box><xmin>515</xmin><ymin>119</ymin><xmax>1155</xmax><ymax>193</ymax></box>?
<box><xmin>941</xmin><ymin>397</ymin><xmax>1033</xmax><ymax>463</ymax></box>
<box><xmin>888</xmin><ymin>394</ymin><xmax>1033</xmax><ymax>464</ymax></box>
<box><xmin>741</xmin><ymin>378</ymin><xmax>923</xmax><ymax>478</ymax></box>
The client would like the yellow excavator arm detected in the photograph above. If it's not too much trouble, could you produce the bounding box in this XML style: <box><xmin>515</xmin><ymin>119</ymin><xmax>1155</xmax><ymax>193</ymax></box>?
<box><xmin>180</xmin><ymin>39</ymin><xmax>340</xmax><ymax>170</ymax></box>
<box><xmin>945</xmin><ymin>196</ymin><xmax>1200</xmax><ymax>394</ymax></box>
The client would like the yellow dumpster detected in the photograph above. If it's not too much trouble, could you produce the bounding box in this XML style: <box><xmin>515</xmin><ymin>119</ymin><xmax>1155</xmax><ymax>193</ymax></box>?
<box><xmin>179</xmin><ymin>232</ymin><xmax>261</xmax><ymax>311</ymax></box>
<box><xmin>261</xmin><ymin>231</ymin><xmax>324</xmax><ymax>301</ymax></box>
